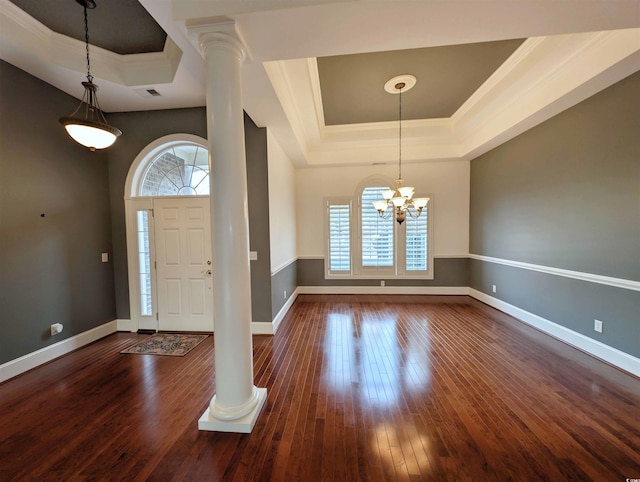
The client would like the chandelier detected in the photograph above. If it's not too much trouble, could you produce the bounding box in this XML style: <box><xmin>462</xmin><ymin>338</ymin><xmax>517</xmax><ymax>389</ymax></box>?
<box><xmin>373</xmin><ymin>75</ymin><xmax>429</xmax><ymax>225</ymax></box>
<box><xmin>59</xmin><ymin>0</ymin><xmax>122</xmax><ymax>151</ymax></box>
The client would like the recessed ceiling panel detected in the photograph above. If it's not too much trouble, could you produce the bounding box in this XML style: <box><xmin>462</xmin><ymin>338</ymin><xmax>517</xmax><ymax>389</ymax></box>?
<box><xmin>318</xmin><ymin>39</ymin><xmax>525</xmax><ymax>125</ymax></box>
<box><xmin>9</xmin><ymin>0</ymin><xmax>167</xmax><ymax>55</ymax></box>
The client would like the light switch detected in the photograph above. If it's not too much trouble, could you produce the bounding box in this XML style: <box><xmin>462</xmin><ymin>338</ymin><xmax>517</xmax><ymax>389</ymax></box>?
<box><xmin>101</xmin><ymin>252</ymin><xmax>109</xmax><ymax>263</ymax></box>
<box><xmin>249</xmin><ymin>251</ymin><xmax>258</xmax><ymax>261</ymax></box>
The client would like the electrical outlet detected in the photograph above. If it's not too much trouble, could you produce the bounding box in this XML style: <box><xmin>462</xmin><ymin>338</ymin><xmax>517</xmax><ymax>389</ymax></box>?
<box><xmin>381</xmin><ymin>280</ymin><xmax>385</xmax><ymax>287</ymax></box>
<box><xmin>492</xmin><ymin>285</ymin><xmax>497</xmax><ymax>293</ymax></box>
<box><xmin>594</xmin><ymin>319</ymin><xmax>603</xmax><ymax>333</ymax></box>
<box><xmin>284</xmin><ymin>290</ymin><xmax>287</xmax><ymax>300</ymax></box>
<box><xmin>50</xmin><ymin>323</ymin><xmax>63</xmax><ymax>336</ymax></box>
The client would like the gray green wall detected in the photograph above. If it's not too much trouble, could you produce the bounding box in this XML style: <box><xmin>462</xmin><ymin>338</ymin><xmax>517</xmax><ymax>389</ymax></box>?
<box><xmin>0</xmin><ymin>60</ymin><xmax>116</xmax><ymax>364</ymax></box>
<box><xmin>105</xmin><ymin>109</ymin><xmax>273</xmax><ymax>324</ymax></box>
<box><xmin>105</xmin><ymin>107</ymin><xmax>207</xmax><ymax>320</ymax></box>
<box><xmin>469</xmin><ymin>71</ymin><xmax>640</xmax><ymax>357</ymax></box>
<box><xmin>297</xmin><ymin>257</ymin><xmax>468</xmax><ymax>288</ymax></box>
<box><xmin>272</xmin><ymin>260</ymin><xmax>297</xmax><ymax>318</ymax></box>
<box><xmin>244</xmin><ymin>119</ymin><xmax>273</xmax><ymax>323</ymax></box>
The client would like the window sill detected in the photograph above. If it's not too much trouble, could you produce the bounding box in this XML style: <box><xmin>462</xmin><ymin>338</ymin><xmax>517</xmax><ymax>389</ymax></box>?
<box><xmin>325</xmin><ymin>272</ymin><xmax>434</xmax><ymax>281</ymax></box>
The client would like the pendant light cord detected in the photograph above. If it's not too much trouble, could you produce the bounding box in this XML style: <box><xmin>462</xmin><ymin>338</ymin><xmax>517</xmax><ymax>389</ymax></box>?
<box><xmin>84</xmin><ymin>5</ymin><xmax>93</xmax><ymax>83</ymax></box>
<box><xmin>398</xmin><ymin>86</ymin><xmax>402</xmax><ymax>180</ymax></box>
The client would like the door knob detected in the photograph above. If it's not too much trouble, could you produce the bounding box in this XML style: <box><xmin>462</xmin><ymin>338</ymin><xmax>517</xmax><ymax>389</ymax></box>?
<box><xmin>201</xmin><ymin>269</ymin><xmax>212</xmax><ymax>275</ymax></box>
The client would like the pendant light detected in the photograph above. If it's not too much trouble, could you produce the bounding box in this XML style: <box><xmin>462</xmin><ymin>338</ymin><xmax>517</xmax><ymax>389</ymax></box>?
<box><xmin>373</xmin><ymin>75</ymin><xmax>429</xmax><ymax>224</ymax></box>
<box><xmin>59</xmin><ymin>0</ymin><xmax>121</xmax><ymax>151</ymax></box>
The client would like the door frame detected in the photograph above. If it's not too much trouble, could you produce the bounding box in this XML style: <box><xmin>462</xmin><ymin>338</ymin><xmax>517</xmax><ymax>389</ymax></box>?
<box><xmin>123</xmin><ymin>134</ymin><xmax>209</xmax><ymax>333</ymax></box>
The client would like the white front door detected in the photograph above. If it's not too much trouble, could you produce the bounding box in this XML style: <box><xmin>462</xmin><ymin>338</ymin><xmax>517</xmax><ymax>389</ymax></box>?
<box><xmin>153</xmin><ymin>197</ymin><xmax>213</xmax><ymax>332</ymax></box>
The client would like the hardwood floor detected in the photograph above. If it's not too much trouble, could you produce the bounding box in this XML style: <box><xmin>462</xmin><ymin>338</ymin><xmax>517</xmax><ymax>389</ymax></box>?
<box><xmin>1</xmin><ymin>295</ymin><xmax>639</xmax><ymax>481</ymax></box>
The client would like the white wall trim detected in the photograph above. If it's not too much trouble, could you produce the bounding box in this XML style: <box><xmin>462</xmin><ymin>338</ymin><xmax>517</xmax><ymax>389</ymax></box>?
<box><xmin>0</xmin><ymin>320</ymin><xmax>118</xmax><ymax>384</ymax></box>
<box><xmin>251</xmin><ymin>322</ymin><xmax>275</xmax><ymax>336</ymax></box>
<box><xmin>1</xmin><ymin>1</ymin><xmax>182</xmax><ymax>87</ymax></box>
<box><xmin>116</xmin><ymin>319</ymin><xmax>136</xmax><ymax>333</ymax></box>
<box><xmin>271</xmin><ymin>257</ymin><xmax>297</xmax><ymax>276</ymax></box>
<box><xmin>250</xmin><ymin>289</ymin><xmax>300</xmax><ymax>335</ymax></box>
<box><xmin>272</xmin><ymin>289</ymin><xmax>299</xmax><ymax>334</ymax></box>
<box><xmin>469</xmin><ymin>254</ymin><xmax>640</xmax><ymax>292</ymax></box>
<box><xmin>298</xmin><ymin>254</ymin><xmax>469</xmax><ymax>262</ymax></box>
<box><xmin>468</xmin><ymin>289</ymin><xmax>640</xmax><ymax>377</ymax></box>
<box><xmin>298</xmin><ymin>286</ymin><xmax>469</xmax><ymax>295</ymax></box>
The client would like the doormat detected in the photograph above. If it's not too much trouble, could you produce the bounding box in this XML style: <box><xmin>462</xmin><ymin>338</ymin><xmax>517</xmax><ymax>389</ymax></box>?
<box><xmin>120</xmin><ymin>333</ymin><xmax>209</xmax><ymax>356</ymax></box>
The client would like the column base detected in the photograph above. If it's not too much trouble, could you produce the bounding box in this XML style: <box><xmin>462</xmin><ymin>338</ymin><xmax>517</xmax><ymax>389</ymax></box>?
<box><xmin>198</xmin><ymin>387</ymin><xmax>267</xmax><ymax>433</ymax></box>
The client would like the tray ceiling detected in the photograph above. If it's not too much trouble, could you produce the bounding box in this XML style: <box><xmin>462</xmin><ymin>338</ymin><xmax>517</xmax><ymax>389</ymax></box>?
<box><xmin>318</xmin><ymin>39</ymin><xmax>525</xmax><ymax>125</ymax></box>
<box><xmin>1</xmin><ymin>0</ymin><xmax>638</xmax><ymax>167</ymax></box>
<box><xmin>9</xmin><ymin>0</ymin><xmax>166</xmax><ymax>55</ymax></box>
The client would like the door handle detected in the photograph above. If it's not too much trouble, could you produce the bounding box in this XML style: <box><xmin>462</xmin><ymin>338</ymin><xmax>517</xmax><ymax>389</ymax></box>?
<box><xmin>201</xmin><ymin>269</ymin><xmax>212</xmax><ymax>275</ymax></box>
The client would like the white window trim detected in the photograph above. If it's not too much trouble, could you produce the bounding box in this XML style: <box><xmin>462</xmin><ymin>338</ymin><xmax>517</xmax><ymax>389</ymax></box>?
<box><xmin>324</xmin><ymin>176</ymin><xmax>434</xmax><ymax>280</ymax></box>
<box><xmin>324</xmin><ymin>197</ymin><xmax>353</xmax><ymax>276</ymax></box>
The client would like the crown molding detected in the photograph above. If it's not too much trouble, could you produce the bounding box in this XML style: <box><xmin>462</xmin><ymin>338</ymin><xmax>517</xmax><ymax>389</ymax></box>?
<box><xmin>265</xmin><ymin>28</ymin><xmax>640</xmax><ymax>167</ymax></box>
<box><xmin>455</xmin><ymin>28</ymin><xmax>640</xmax><ymax>160</ymax></box>
<box><xmin>0</xmin><ymin>0</ymin><xmax>182</xmax><ymax>87</ymax></box>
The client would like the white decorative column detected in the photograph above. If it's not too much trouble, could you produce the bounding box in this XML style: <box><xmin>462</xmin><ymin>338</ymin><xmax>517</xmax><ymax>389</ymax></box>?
<box><xmin>189</xmin><ymin>19</ymin><xmax>267</xmax><ymax>433</ymax></box>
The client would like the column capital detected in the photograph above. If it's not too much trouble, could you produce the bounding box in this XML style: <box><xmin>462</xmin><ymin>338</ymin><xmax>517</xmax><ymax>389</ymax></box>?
<box><xmin>186</xmin><ymin>17</ymin><xmax>248</xmax><ymax>62</ymax></box>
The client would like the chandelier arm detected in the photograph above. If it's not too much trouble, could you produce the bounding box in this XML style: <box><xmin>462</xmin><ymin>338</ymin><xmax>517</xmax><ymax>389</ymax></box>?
<box><xmin>90</xmin><ymin>86</ymin><xmax>110</xmax><ymax>125</ymax></box>
<box><xmin>376</xmin><ymin>204</ymin><xmax>394</xmax><ymax>220</ymax></box>
<box><xmin>406</xmin><ymin>204</ymin><xmax>425</xmax><ymax>219</ymax></box>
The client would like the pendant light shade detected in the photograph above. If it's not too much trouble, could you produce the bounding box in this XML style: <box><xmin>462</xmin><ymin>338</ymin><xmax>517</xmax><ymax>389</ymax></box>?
<box><xmin>60</xmin><ymin>0</ymin><xmax>121</xmax><ymax>151</ymax></box>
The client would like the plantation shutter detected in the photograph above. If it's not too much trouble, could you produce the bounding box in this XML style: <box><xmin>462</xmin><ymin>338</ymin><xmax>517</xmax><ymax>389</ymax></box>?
<box><xmin>361</xmin><ymin>187</ymin><xmax>394</xmax><ymax>268</ymax></box>
<box><xmin>328</xmin><ymin>201</ymin><xmax>351</xmax><ymax>273</ymax></box>
<box><xmin>405</xmin><ymin>208</ymin><xmax>428</xmax><ymax>271</ymax></box>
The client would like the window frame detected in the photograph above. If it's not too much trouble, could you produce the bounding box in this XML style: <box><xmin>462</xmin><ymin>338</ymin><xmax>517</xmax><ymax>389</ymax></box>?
<box><xmin>324</xmin><ymin>197</ymin><xmax>353</xmax><ymax>277</ymax></box>
<box><xmin>325</xmin><ymin>178</ymin><xmax>434</xmax><ymax>280</ymax></box>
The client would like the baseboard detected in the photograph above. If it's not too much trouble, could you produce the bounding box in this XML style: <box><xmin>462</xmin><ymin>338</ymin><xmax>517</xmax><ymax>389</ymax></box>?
<box><xmin>297</xmin><ymin>286</ymin><xmax>469</xmax><ymax>295</ymax></box>
<box><xmin>251</xmin><ymin>322</ymin><xmax>274</xmax><ymax>335</ymax></box>
<box><xmin>0</xmin><ymin>320</ymin><xmax>118</xmax><ymax>383</ymax></box>
<box><xmin>116</xmin><ymin>319</ymin><xmax>135</xmax><ymax>332</ymax></box>
<box><xmin>468</xmin><ymin>288</ymin><xmax>640</xmax><ymax>377</ymax></box>
<box><xmin>272</xmin><ymin>289</ymin><xmax>299</xmax><ymax>334</ymax></box>
<box><xmin>251</xmin><ymin>289</ymin><xmax>300</xmax><ymax>335</ymax></box>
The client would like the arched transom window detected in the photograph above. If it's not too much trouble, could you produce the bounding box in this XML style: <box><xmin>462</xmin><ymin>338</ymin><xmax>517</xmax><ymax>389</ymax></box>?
<box><xmin>140</xmin><ymin>144</ymin><xmax>209</xmax><ymax>196</ymax></box>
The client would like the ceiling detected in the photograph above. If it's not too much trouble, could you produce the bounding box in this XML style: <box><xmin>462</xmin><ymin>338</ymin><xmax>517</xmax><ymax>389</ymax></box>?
<box><xmin>9</xmin><ymin>0</ymin><xmax>166</xmax><ymax>54</ymax></box>
<box><xmin>317</xmin><ymin>40</ymin><xmax>525</xmax><ymax>124</ymax></box>
<box><xmin>1</xmin><ymin>0</ymin><xmax>639</xmax><ymax>168</ymax></box>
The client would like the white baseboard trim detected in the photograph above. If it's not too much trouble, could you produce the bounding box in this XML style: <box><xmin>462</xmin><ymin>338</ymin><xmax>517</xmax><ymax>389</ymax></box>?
<box><xmin>251</xmin><ymin>289</ymin><xmax>300</xmax><ymax>335</ymax></box>
<box><xmin>298</xmin><ymin>286</ymin><xmax>469</xmax><ymax>295</ymax></box>
<box><xmin>468</xmin><ymin>288</ymin><xmax>640</xmax><ymax>377</ymax></box>
<box><xmin>272</xmin><ymin>289</ymin><xmax>299</xmax><ymax>334</ymax></box>
<box><xmin>116</xmin><ymin>319</ymin><xmax>135</xmax><ymax>332</ymax></box>
<box><xmin>0</xmin><ymin>320</ymin><xmax>118</xmax><ymax>383</ymax></box>
<box><xmin>251</xmin><ymin>322</ymin><xmax>274</xmax><ymax>335</ymax></box>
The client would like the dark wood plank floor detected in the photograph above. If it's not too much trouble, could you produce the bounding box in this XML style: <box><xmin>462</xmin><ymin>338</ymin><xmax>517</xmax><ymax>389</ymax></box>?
<box><xmin>1</xmin><ymin>295</ymin><xmax>639</xmax><ymax>481</ymax></box>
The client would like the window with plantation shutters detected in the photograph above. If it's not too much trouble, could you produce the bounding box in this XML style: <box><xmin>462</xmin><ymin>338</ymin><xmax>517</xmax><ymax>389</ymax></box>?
<box><xmin>324</xmin><ymin>181</ymin><xmax>433</xmax><ymax>280</ymax></box>
<box><xmin>405</xmin><ymin>209</ymin><xmax>427</xmax><ymax>271</ymax></box>
<box><xmin>361</xmin><ymin>187</ymin><xmax>394</xmax><ymax>268</ymax></box>
<box><xmin>327</xmin><ymin>200</ymin><xmax>351</xmax><ymax>273</ymax></box>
